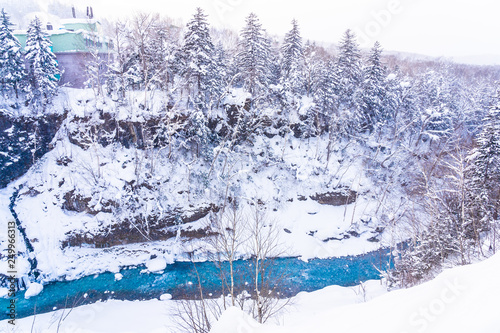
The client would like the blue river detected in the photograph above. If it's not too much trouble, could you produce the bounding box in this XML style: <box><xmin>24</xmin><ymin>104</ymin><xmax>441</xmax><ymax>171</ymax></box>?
<box><xmin>0</xmin><ymin>249</ymin><xmax>392</xmax><ymax>320</ymax></box>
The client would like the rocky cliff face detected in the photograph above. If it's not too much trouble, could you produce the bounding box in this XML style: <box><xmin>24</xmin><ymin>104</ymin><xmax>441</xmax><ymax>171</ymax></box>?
<box><xmin>0</xmin><ymin>111</ymin><xmax>65</xmax><ymax>188</ymax></box>
<box><xmin>1</xmin><ymin>89</ymin><xmax>404</xmax><ymax>281</ymax></box>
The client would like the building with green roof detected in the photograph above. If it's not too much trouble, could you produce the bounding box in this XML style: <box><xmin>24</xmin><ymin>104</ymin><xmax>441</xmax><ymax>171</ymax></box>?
<box><xmin>15</xmin><ymin>18</ymin><xmax>113</xmax><ymax>88</ymax></box>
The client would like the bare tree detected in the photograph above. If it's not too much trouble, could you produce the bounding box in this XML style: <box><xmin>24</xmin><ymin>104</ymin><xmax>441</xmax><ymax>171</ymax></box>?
<box><xmin>208</xmin><ymin>201</ymin><xmax>246</xmax><ymax>308</ymax></box>
<box><xmin>245</xmin><ymin>200</ymin><xmax>288</xmax><ymax>324</ymax></box>
<box><xmin>82</xmin><ymin>18</ymin><xmax>107</xmax><ymax>98</ymax></box>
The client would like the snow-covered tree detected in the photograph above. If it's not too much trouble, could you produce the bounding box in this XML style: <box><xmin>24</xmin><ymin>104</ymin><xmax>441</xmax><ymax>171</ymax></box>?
<box><xmin>148</xmin><ymin>19</ymin><xmax>179</xmax><ymax>92</ymax></box>
<box><xmin>336</xmin><ymin>29</ymin><xmax>362</xmax><ymax>103</ymax></box>
<box><xmin>83</xmin><ymin>22</ymin><xmax>105</xmax><ymax>98</ymax></box>
<box><xmin>302</xmin><ymin>41</ymin><xmax>325</xmax><ymax>97</ymax></box>
<box><xmin>25</xmin><ymin>16</ymin><xmax>60</xmax><ymax>111</ymax></box>
<box><xmin>0</xmin><ymin>9</ymin><xmax>25</xmax><ymax>98</ymax></box>
<box><xmin>414</xmin><ymin>70</ymin><xmax>456</xmax><ymax>144</ymax></box>
<box><xmin>281</xmin><ymin>19</ymin><xmax>304</xmax><ymax>95</ymax></box>
<box><xmin>127</xmin><ymin>13</ymin><xmax>161</xmax><ymax>109</ymax></box>
<box><xmin>208</xmin><ymin>42</ymin><xmax>228</xmax><ymax>107</ymax></box>
<box><xmin>181</xmin><ymin>8</ymin><xmax>219</xmax><ymax>110</ymax></box>
<box><xmin>313</xmin><ymin>58</ymin><xmax>338</xmax><ymax>125</ymax></box>
<box><xmin>468</xmin><ymin>96</ymin><xmax>500</xmax><ymax>244</ymax></box>
<box><xmin>335</xmin><ymin>29</ymin><xmax>363</xmax><ymax>133</ymax></box>
<box><xmin>362</xmin><ymin>41</ymin><xmax>387</xmax><ymax>127</ymax></box>
<box><xmin>105</xmin><ymin>21</ymin><xmax>129</xmax><ymax>101</ymax></box>
<box><xmin>236</xmin><ymin>13</ymin><xmax>271</xmax><ymax>96</ymax></box>
<box><xmin>385</xmin><ymin>71</ymin><xmax>418</xmax><ymax>139</ymax></box>
<box><xmin>184</xmin><ymin>108</ymin><xmax>213</xmax><ymax>159</ymax></box>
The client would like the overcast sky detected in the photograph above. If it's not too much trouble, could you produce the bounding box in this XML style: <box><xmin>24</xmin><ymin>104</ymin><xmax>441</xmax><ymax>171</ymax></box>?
<box><xmin>54</xmin><ymin>0</ymin><xmax>500</xmax><ymax>60</ymax></box>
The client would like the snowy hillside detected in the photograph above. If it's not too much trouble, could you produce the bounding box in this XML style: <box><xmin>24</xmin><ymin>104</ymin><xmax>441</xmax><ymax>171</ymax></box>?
<box><xmin>0</xmin><ymin>87</ymin><xmax>400</xmax><ymax>282</ymax></box>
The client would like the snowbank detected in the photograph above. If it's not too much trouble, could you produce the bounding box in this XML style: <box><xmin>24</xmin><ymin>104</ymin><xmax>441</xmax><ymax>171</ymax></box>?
<box><xmin>211</xmin><ymin>253</ymin><xmax>500</xmax><ymax>333</ymax></box>
<box><xmin>3</xmin><ymin>254</ymin><xmax>499</xmax><ymax>332</ymax></box>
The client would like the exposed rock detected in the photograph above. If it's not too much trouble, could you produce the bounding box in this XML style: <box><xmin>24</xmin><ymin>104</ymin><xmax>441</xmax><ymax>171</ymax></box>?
<box><xmin>310</xmin><ymin>188</ymin><xmax>357</xmax><ymax>206</ymax></box>
<box><xmin>224</xmin><ymin>98</ymin><xmax>251</xmax><ymax>126</ymax></box>
<box><xmin>62</xmin><ymin>190</ymin><xmax>116</xmax><ymax>215</ymax></box>
<box><xmin>0</xmin><ymin>112</ymin><xmax>65</xmax><ymax>188</ymax></box>
<box><xmin>67</xmin><ymin>113</ymin><xmax>188</xmax><ymax>150</ymax></box>
<box><xmin>347</xmin><ymin>230</ymin><xmax>360</xmax><ymax>238</ymax></box>
<box><xmin>322</xmin><ymin>236</ymin><xmax>344</xmax><ymax>242</ymax></box>
<box><xmin>62</xmin><ymin>190</ymin><xmax>91</xmax><ymax>213</ymax></box>
<box><xmin>61</xmin><ymin>204</ymin><xmax>219</xmax><ymax>248</ymax></box>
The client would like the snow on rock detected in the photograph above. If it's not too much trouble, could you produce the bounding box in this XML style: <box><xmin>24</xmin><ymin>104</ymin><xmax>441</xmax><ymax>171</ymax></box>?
<box><xmin>114</xmin><ymin>273</ymin><xmax>123</xmax><ymax>281</ymax></box>
<box><xmin>159</xmin><ymin>293</ymin><xmax>172</xmax><ymax>301</ymax></box>
<box><xmin>24</xmin><ymin>282</ymin><xmax>43</xmax><ymax>299</ymax></box>
<box><xmin>223</xmin><ymin>88</ymin><xmax>251</xmax><ymax>106</ymax></box>
<box><xmin>145</xmin><ymin>258</ymin><xmax>167</xmax><ymax>273</ymax></box>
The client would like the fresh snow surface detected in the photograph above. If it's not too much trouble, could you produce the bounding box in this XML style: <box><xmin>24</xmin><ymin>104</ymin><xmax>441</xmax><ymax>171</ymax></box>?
<box><xmin>3</xmin><ymin>253</ymin><xmax>499</xmax><ymax>332</ymax></box>
<box><xmin>0</xmin><ymin>280</ymin><xmax>387</xmax><ymax>332</ymax></box>
<box><xmin>211</xmin><ymin>253</ymin><xmax>500</xmax><ymax>333</ymax></box>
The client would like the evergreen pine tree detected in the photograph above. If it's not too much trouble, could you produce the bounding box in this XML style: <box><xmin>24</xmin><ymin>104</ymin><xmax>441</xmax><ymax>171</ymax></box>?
<box><xmin>207</xmin><ymin>42</ymin><xmax>227</xmax><ymax>108</ymax></box>
<box><xmin>335</xmin><ymin>29</ymin><xmax>363</xmax><ymax>133</ymax></box>
<box><xmin>416</xmin><ymin>70</ymin><xmax>455</xmax><ymax>141</ymax></box>
<box><xmin>313</xmin><ymin>58</ymin><xmax>338</xmax><ymax>124</ymax></box>
<box><xmin>362</xmin><ymin>41</ymin><xmax>387</xmax><ymax>127</ymax></box>
<box><xmin>336</xmin><ymin>29</ymin><xmax>362</xmax><ymax>99</ymax></box>
<box><xmin>25</xmin><ymin>16</ymin><xmax>60</xmax><ymax>111</ymax></box>
<box><xmin>468</xmin><ymin>96</ymin><xmax>500</xmax><ymax>240</ymax></box>
<box><xmin>302</xmin><ymin>41</ymin><xmax>324</xmax><ymax>97</ymax></box>
<box><xmin>236</xmin><ymin>13</ymin><xmax>271</xmax><ymax>96</ymax></box>
<box><xmin>0</xmin><ymin>9</ymin><xmax>25</xmax><ymax>98</ymax></box>
<box><xmin>147</xmin><ymin>21</ymin><xmax>178</xmax><ymax>92</ymax></box>
<box><xmin>281</xmin><ymin>19</ymin><xmax>304</xmax><ymax>95</ymax></box>
<box><xmin>181</xmin><ymin>8</ymin><xmax>217</xmax><ymax>110</ymax></box>
<box><xmin>185</xmin><ymin>108</ymin><xmax>213</xmax><ymax>159</ymax></box>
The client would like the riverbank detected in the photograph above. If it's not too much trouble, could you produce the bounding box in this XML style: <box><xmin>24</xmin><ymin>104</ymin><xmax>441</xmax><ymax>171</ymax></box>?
<box><xmin>3</xmin><ymin>252</ymin><xmax>499</xmax><ymax>333</ymax></box>
<box><xmin>0</xmin><ymin>279</ymin><xmax>389</xmax><ymax>332</ymax></box>
<box><xmin>0</xmin><ymin>249</ymin><xmax>392</xmax><ymax>320</ymax></box>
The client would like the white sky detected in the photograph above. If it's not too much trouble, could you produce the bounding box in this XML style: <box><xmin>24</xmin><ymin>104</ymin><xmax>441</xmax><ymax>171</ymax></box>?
<box><xmin>67</xmin><ymin>0</ymin><xmax>499</xmax><ymax>59</ymax></box>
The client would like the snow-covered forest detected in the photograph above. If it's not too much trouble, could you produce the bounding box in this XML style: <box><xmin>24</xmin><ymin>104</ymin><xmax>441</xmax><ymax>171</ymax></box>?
<box><xmin>1</xmin><ymin>4</ymin><xmax>500</xmax><ymax>332</ymax></box>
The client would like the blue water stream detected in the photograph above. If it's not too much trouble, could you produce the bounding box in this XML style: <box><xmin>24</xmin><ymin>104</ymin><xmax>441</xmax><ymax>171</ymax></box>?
<box><xmin>0</xmin><ymin>249</ymin><xmax>391</xmax><ymax>321</ymax></box>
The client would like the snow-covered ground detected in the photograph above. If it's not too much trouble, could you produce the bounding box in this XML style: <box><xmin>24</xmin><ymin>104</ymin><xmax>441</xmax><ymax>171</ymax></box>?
<box><xmin>2</xmin><ymin>251</ymin><xmax>498</xmax><ymax>333</ymax></box>
<box><xmin>213</xmin><ymin>251</ymin><xmax>500</xmax><ymax>333</ymax></box>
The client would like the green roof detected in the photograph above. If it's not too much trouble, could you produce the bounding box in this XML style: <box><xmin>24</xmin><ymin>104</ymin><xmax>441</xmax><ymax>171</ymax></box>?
<box><xmin>13</xmin><ymin>20</ymin><xmax>112</xmax><ymax>53</ymax></box>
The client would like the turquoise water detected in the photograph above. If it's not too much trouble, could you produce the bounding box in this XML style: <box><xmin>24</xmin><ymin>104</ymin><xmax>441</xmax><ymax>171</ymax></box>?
<box><xmin>0</xmin><ymin>249</ymin><xmax>391</xmax><ymax>320</ymax></box>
